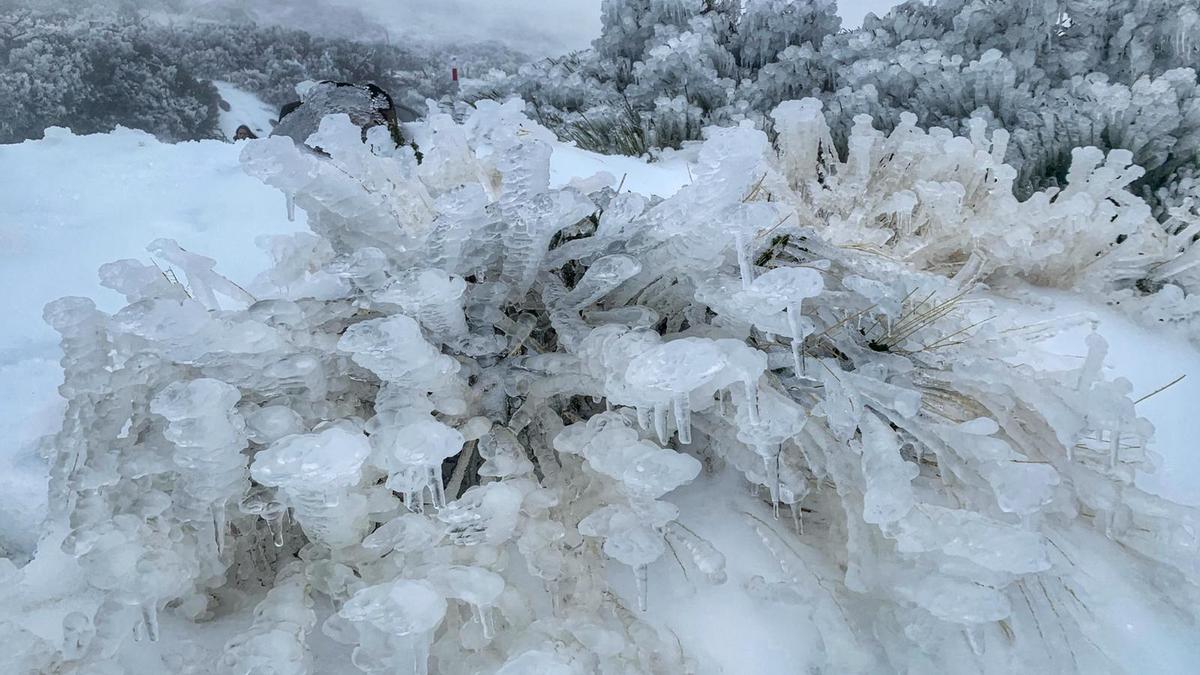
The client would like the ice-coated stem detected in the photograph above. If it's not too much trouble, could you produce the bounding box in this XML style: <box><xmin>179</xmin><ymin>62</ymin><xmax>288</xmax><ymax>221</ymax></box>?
<box><xmin>634</xmin><ymin>564</ymin><xmax>649</xmax><ymax>612</ymax></box>
<box><xmin>472</xmin><ymin>603</ymin><xmax>496</xmax><ymax>639</ymax></box>
<box><xmin>405</xmin><ymin>489</ymin><xmax>424</xmax><ymax>513</ymax></box>
<box><xmin>785</xmin><ymin>304</ymin><xmax>804</xmax><ymax>374</ymax></box>
<box><xmin>141</xmin><ymin>602</ymin><xmax>159</xmax><ymax>643</ymax></box>
<box><xmin>636</xmin><ymin>406</ymin><xmax>651</xmax><ymax>430</ymax></box>
<box><xmin>734</xmin><ymin>230</ymin><xmax>753</xmax><ymax>290</ymax></box>
<box><xmin>653</xmin><ymin>403</ymin><xmax>669</xmax><ymax>445</ymax></box>
<box><xmin>964</xmin><ymin>626</ymin><xmax>985</xmax><ymax>656</ymax></box>
<box><xmin>428</xmin><ymin>464</ymin><xmax>448</xmax><ymax>510</ymax></box>
<box><xmin>673</xmin><ymin>391</ymin><xmax>692</xmax><ymax>444</ymax></box>
<box><xmin>212</xmin><ymin>501</ymin><xmax>227</xmax><ymax>555</ymax></box>
<box><xmin>743</xmin><ymin>378</ymin><xmax>760</xmax><ymax>424</ymax></box>
<box><xmin>761</xmin><ymin>449</ymin><xmax>780</xmax><ymax>519</ymax></box>
<box><xmin>410</xmin><ymin>633</ymin><xmax>431</xmax><ymax>675</ymax></box>
<box><xmin>1108</xmin><ymin>423</ymin><xmax>1121</xmax><ymax>469</ymax></box>
<box><xmin>266</xmin><ymin>510</ymin><xmax>287</xmax><ymax>547</ymax></box>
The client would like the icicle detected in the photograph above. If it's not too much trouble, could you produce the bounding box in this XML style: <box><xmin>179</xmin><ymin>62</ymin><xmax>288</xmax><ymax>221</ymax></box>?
<box><xmin>636</xmin><ymin>406</ymin><xmax>651</xmax><ymax>430</ymax></box>
<box><xmin>634</xmin><ymin>564</ymin><xmax>649</xmax><ymax>611</ymax></box>
<box><xmin>785</xmin><ymin>304</ymin><xmax>804</xmax><ymax>375</ymax></box>
<box><xmin>760</xmin><ymin>448</ymin><xmax>780</xmax><ymax>519</ymax></box>
<box><xmin>773</xmin><ymin>447</ymin><xmax>782</xmax><ymax>520</ymax></box>
<box><xmin>266</xmin><ymin>510</ymin><xmax>287</xmax><ymax>547</ymax></box>
<box><xmin>653</xmin><ymin>403</ymin><xmax>669</xmax><ymax>445</ymax></box>
<box><xmin>964</xmin><ymin>625</ymin><xmax>984</xmax><ymax>656</ymax></box>
<box><xmin>61</xmin><ymin>612</ymin><xmax>92</xmax><ymax>660</ymax></box>
<box><xmin>212</xmin><ymin>501</ymin><xmax>227</xmax><ymax>555</ymax></box>
<box><xmin>743</xmin><ymin>377</ymin><xmax>760</xmax><ymax>424</ymax></box>
<box><xmin>472</xmin><ymin>603</ymin><xmax>496</xmax><ymax>639</ymax></box>
<box><xmin>734</xmin><ymin>230</ymin><xmax>753</xmax><ymax>290</ymax></box>
<box><xmin>285</xmin><ymin>193</ymin><xmax>296</xmax><ymax>222</ymax></box>
<box><xmin>791</xmin><ymin>503</ymin><xmax>804</xmax><ymax>535</ymax></box>
<box><xmin>1108</xmin><ymin>423</ymin><xmax>1121</xmax><ymax>469</ymax></box>
<box><xmin>716</xmin><ymin>390</ymin><xmax>726</xmax><ymax>416</ymax></box>
<box><xmin>673</xmin><ymin>391</ymin><xmax>692</xmax><ymax>444</ymax></box>
<box><xmin>141</xmin><ymin>601</ymin><xmax>160</xmax><ymax>643</ymax></box>
<box><xmin>411</xmin><ymin>634</ymin><xmax>431</xmax><ymax>675</ymax></box>
<box><xmin>429</xmin><ymin>465</ymin><xmax>448</xmax><ymax>510</ymax></box>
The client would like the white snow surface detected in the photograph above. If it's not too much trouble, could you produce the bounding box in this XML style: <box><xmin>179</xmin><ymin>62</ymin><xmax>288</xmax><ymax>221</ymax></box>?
<box><xmin>214</xmin><ymin>80</ymin><xmax>279</xmax><ymax>141</ymax></box>
<box><xmin>0</xmin><ymin>125</ymin><xmax>1197</xmax><ymax>672</ymax></box>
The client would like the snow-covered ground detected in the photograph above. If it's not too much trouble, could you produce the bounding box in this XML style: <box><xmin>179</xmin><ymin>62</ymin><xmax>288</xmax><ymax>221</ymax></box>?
<box><xmin>214</xmin><ymin>80</ymin><xmax>279</xmax><ymax>140</ymax></box>
<box><xmin>1</xmin><ymin>114</ymin><xmax>1197</xmax><ymax>672</ymax></box>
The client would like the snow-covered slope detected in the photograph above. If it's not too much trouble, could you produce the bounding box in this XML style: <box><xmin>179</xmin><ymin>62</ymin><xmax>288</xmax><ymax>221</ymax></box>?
<box><xmin>0</xmin><ymin>127</ymin><xmax>307</xmax><ymax>555</ymax></box>
<box><xmin>214</xmin><ymin>81</ymin><xmax>279</xmax><ymax>140</ymax></box>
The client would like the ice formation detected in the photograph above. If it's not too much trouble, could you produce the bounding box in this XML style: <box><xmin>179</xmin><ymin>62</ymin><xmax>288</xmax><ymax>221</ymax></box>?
<box><xmin>6</xmin><ymin>98</ymin><xmax>1198</xmax><ymax>674</ymax></box>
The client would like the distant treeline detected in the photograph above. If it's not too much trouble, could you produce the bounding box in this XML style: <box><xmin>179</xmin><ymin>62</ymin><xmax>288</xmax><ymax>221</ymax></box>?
<box><xmin>0</xmin><ymin>8</ymin><xmax>526</xmax><ymax>143</ymax></box>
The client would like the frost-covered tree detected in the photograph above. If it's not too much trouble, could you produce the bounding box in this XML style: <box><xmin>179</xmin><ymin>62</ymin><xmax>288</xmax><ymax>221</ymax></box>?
<box><xmin>735</xmin><ymin>0</ymin><xmax>840</xmax><ymax>71</ymax></box>
<box><xmin>3</xmin><ymin>99</ymin><xmax>1196</xmax><ymax>674</ymax></box>
<box><xmin>0</xmin><ymin>8</ymin><xmax>527</xmax><ymax>143</ymax></box>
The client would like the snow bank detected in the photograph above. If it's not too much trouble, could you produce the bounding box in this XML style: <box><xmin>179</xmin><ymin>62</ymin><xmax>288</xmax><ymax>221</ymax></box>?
<box><xmin>214</xmin><ymin>81</ymin><xmax>278</xmax><ymax>140</ymax></box>
<box><xmin>998</xmin><ymin>287</ymin><xmax>1200</xmax><ymax>506</ymax></box>
<box><xmin>0</xmin><ymin>127</ymin><xmax>307</xmax><ymax>554</ymax></box>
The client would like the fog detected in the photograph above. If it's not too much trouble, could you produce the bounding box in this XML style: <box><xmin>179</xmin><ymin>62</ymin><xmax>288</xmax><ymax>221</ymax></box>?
<box><xmin>26</xmin><ymin>0</ymin><xmax>903</xmax><ymax>56</ymax></box>
<box><xmin>319</xmin><ymin>0</ymin><xmax>902</xmax><ymax>55</ymax></box>
<box><xmin>352</xmin><ymin>0</ymin><xmax>900</xmax><ymax>55</ymax></box>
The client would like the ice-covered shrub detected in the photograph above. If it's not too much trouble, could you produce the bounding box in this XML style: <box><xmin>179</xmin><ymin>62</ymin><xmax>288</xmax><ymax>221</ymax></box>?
<box><xmin>6</xmin><ymin>100</ymin><xmax>1198</xmax><ymax>673</ymax></box>
<box><xmin>768</xmin><ymin>98</ymin><xmax>1155</xmax><ymax>288</ymax></box>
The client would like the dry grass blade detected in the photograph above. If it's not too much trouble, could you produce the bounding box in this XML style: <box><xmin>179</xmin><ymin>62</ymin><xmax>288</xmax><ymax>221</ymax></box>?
<box><xmin>1133</xmin><ymin>374</ymin><xmax>1186</xmax><ymax>405</ymax></box>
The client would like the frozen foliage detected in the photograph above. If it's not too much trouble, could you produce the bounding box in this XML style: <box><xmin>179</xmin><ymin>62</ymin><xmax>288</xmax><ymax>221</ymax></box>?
<box><xmin>480</xmin><ymin>0</ymin><xmax>1200</xmax><ymax>229</ymax></box>
<box><xmin>0</xmin><ymin>7</ymin><xmax>526</xmax><ymax>144</ymax></box>
<box><xmin>7</xmin><ymin>100</ymin><xmax>1199</xmax><ymax>674</ymax></box>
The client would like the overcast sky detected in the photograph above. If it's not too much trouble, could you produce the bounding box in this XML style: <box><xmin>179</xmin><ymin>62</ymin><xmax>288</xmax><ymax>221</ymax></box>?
<box><xmin>342</xmin><ymin>0</ymin><xmax>903</xmax><ymax>56</ymax></box>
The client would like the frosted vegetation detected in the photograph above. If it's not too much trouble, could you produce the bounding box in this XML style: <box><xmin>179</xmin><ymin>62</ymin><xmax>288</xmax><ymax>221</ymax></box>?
<box><xmin>474</xmin><ymin>0</ymin><xmax>1200</xmax><ymax>344</ymax></box>
<box><xmin>4</xmin><ymin>90</ymin><xmax>1197</xmax><ymax>672</ymax></box>
<box><xmin>0</xmin><ymin>7</ymin><xmax>524</xmax><ymax>144</ymax></box>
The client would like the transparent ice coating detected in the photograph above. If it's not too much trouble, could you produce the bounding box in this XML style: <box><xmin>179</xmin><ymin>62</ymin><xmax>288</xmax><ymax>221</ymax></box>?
<box><xmin>245</xmin><ymin>405</ymin><xmax>306</xmax><ymax>445</ymax></box>
<box><xmin>23</xmin><ymin>93</ymin><xmax>1199</xmax><ymax>674</ymax></box>
<box><xmin>478</xmin><ymin>425</ymin><xmax>535</xmax><ymax>478</ymax></box>
<box><xmin>252</xmin><ymin>427</ymin><xmax>371</xmax><ymax>492</ymax></box>
<box><xmin>741</xmin><ymin>266</ymin><xmax>824</xmax><ymax>374</ymax></box>
<box><xmin>858</xmin><ymin>413</ymin><xmax>918</xmax><ymax>525</ymax></box>
<box><xmin>361</xmin><ymin>513</ymin><xmax>444</xmax><ymax>554</ymax></box>
<box><xmin>149</xmin><ymin>378</ymin><xmax>248</xmax><ymax>550</ymax></box>
<box><xmin>337</xmin><ymin>314</ymin><xmax>460</xmax><ymax>386</ymax></box>
<box><xmin>251</xmin><ymin>427</ymin><xmax>372</xmax><ymax>548</ymax></box>
<box><xmin>438</xmin><ymin>482</ymin><xmax>524</xmax><ymax>547</ymax></box>
<box><xmin>371</xmin><ymin>268</ymin><xmax>469</xmax><ymax>344</ymax></box>
<box><xmin>561</xmin><ymin>254</ymin><xmax>642</xmax><ymax>309</ymax></box>
<box><xmin>223</xmin><ymin>562</ymin><xmax>316</xmax><ymax>675</ymax></box>
<box><xmin>337</xmin><ymin>580</ymin><xmax>446</xmax><ymax>675</ymax></box>
<box><xmin>496</xmin><ymin>650</ymin><xmax>578</xmax><ymax>675</ymax></box>
<box><xmin>381</xmin><ymin>419</ymin><xmax>464</xmax><ymax>510</ymax></box>
<box><xmin>626</xmin><ymin>337</ymin><xmax>728</xmax><ymax>444</ymax></box>
<box><xmin>425</xmin><ymin>565</ymin><xmax>505</xmax><ymax>639</ymax></box>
